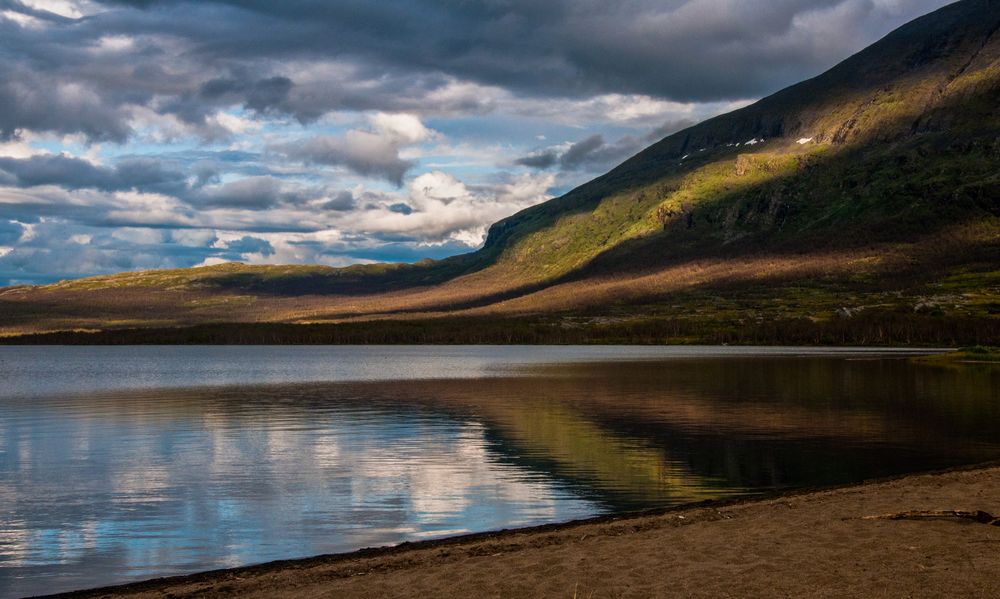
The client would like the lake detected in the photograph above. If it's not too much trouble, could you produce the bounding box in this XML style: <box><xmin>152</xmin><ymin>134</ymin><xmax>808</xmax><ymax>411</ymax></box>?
<box><xmin>1</xmin><ymin>346</ymin><xmax>998</xmax><ymax>597</ymax></box>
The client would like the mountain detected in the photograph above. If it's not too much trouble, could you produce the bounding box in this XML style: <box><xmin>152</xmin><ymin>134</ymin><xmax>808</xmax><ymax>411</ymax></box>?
<box><xmin>2</xmin><ymin>0</ymin><xmax>999</xmax><ymax>344</ymax></box>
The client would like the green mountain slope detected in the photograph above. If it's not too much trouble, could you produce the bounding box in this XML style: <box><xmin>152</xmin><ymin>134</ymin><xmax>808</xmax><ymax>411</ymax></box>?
<box><xmin>2</xmin><ymin>0</ymin><xmax>998</xmax><ymax>344</ymax></box>
<box><xmin>480</xmin><ymin>0</ymin><xmax>1000</xmax><ymax>275</ymax></box>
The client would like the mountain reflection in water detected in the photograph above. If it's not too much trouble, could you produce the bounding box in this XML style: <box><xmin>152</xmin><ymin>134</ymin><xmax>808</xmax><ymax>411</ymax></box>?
<box><xmin>1</xmin><ymin>348</ymin><xmax>997</xmax><ymax>596</ymax></box>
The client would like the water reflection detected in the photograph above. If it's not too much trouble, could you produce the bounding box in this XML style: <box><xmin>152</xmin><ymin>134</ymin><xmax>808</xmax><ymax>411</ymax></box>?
<box><xmin>0</xmin><ymin>390</ymin><xmax>589</xmax><ymax>597</ymax></box>
<box><xmin>0</xmin><ymin>349</ymin><xmax>997</xmax><ymax>597</ymax></box>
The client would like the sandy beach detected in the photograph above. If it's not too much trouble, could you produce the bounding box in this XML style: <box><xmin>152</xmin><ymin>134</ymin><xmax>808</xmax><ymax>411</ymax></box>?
<box><xmin>44</xmin><ymin>464</ymin><xmax>1000</xmax><ymax>599</ymax></box>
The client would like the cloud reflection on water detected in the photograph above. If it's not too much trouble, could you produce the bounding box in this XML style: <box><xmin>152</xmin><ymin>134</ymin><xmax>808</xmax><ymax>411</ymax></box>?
<box><xmin>0</xmin><ymin>388</ymin><xmax>587</xmax><ymax>597</ymax></box>
<box><xmin>1</xmin><ymin>348</ymin><xmax>998</xmax><ymax>597</ymax></box>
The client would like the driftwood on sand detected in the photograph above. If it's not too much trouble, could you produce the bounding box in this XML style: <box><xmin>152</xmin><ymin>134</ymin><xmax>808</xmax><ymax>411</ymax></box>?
<box><xmin>863</xmin><ymin>510</ymin><xmax>1000</xmax><ymax>525</ymax></box>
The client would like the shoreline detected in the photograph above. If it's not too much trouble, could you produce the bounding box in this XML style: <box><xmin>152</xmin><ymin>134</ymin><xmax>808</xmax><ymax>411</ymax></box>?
<box><xmin>3</xmin><ymin>312</ymin><xmax>996</xmax><ymax>347</ymax></box>
<box><xmin>41</xmin><ymin>461</ymin><xmax>1000</xmax><ymax>599</ymax></box>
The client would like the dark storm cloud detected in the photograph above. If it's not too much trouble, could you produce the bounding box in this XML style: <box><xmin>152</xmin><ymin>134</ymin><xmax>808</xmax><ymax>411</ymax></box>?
<box><xmin>81</xmin><ymin>0</ymin><xmax>953</xmax><ymax>99</ymax></box>
<box><xmin>225</xmin><ymin>235</ymin><xmax>275</xmax><ymax>256</ymax></box>
<box><xmin>113</xmin><ymin>158</ymin><xmax>189</xmax><ymax>193</ymax></box>
<box><xmin>0</xmin><ymin>63</ymin><xmax>133</xmax><ymax>142</ymax></box>
<box><xmin>0</xmin><ymin>185</ymin><xmax>327</xmax><ymax>233</ymax></box>
<box><xmin>0</xmin><ymin>0</ymin><xmax>954</xmax><ymax>143</ymax></box>
<box><xmin>0</xmin><ymin>155</ymin><xmax>187</xmax><ymax>193</ymax></box>
<box><xmin>199</xmin><ymin>75</ymin><xmax>294</xmax><ymax>114</ymax></box>
<box><xmin>191</xmin><ymin>176</ymin><xmax>322</xmax><ymax>210</ymax></box>
<box><xmin>192</xmin><ymin>163</ymin><xmax>222</xmax><ymax>187</ymax></box>
<box><xmin>0</xmin><ymin>154</ymin><xmax>335</xmax><ymax>212</ymax></box>
<box><xmin>517</xmin><ymin>134</ymin><xmax>644</xmax><ymax>173</ymax></box>
<box><xmin>322</xmin><ymin>190</ymin><xmax>355</xmax><ymax>211</ymax></box>
<box><xmin>192</xmin><ymin>177</ymin><xmax>284</xmax><ymax>209</ymax></box>
<box><xmin>0</xmin><ymin>155</ymin><xmax>112</xmax><ymax>189</ymax></box>
<box><xmin>560</xmin><ymin>135</ymin><xmax>608</xmax><ymax>170</ymax></box>
<box><xmin>515</xmin><ymin>151</ymin><xmax>558</xmax><ymax>169</ymax></box>
<box><xmin>280</xmin><ymin>136</ymin><xmax>414</xmax><ymax>187</ymax></box>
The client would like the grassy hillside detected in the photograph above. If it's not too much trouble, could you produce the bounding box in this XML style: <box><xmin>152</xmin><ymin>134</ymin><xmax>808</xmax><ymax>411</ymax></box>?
<box><xmin>1</xmin><ymin>0</ymin><xmax>998</xmax><ymax>344</ymax></box>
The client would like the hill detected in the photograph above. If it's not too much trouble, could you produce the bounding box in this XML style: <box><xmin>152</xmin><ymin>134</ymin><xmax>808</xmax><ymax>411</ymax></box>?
<box><xmin>2</xmin><ymin>0</ymin><xmax>999</xmax><ymax>345</ymax></box>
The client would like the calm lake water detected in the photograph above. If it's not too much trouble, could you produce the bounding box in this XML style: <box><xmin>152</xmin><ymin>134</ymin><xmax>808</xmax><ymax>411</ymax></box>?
<box><xmin>1</xmin><ymin>346</ymin><xmax>998</xmax><ymax>597</ymax></box>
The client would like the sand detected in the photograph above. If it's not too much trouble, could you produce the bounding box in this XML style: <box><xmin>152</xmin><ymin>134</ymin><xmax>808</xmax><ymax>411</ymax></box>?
<box><xmin>47</xmin><ymin>465</ymin><xmax>1000</xmax><ymax>599</ymax></box>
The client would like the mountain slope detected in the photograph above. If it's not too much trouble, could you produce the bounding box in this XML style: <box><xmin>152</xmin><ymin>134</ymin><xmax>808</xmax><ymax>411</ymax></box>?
<box><xmin>481</xmin><ymin>0</ymin><xmax>1000</xmax><ymax>271</ymax></box>
<box><xmin>2</xmin><ymin>0</ymin><xmax>999</xmax><ymax>343</ymax></box>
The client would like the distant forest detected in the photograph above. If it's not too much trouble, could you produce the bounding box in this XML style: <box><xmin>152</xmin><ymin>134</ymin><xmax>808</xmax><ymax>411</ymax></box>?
<box><xmin>5</xmin><ymin>310</ymin><xmax>997</xmax><ymax>346</ymax></box>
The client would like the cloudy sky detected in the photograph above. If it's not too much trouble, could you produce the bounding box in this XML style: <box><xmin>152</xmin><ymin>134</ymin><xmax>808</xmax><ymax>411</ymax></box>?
<box><xmin>0</xmin><ymin>0</ymin><xmax>953</xmax><ymax>285</ymax></box>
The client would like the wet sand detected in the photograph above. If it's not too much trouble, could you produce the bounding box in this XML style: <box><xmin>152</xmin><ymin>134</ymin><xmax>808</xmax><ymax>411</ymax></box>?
<box><xmin>47</xmin><ymin>464</ymin><xmax>1000</xmax><ymax>599</ymax></box>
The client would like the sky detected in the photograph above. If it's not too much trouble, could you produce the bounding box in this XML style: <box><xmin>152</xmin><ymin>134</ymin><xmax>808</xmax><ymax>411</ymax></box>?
<box><xmin>0</xmin><ymin>0</ymin><xmax>954</xmax><ymax>286</ymax></box>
